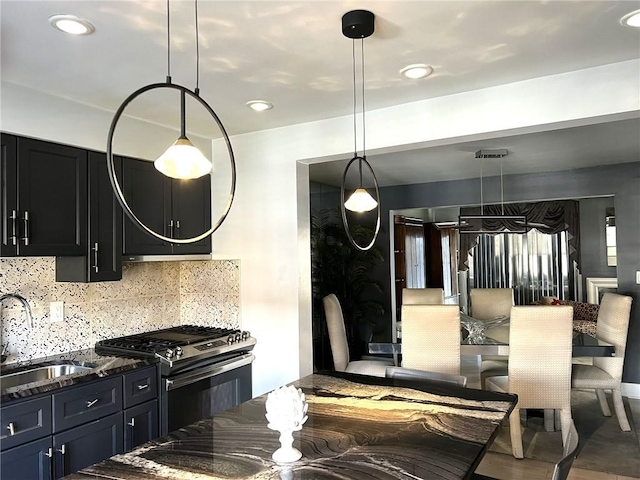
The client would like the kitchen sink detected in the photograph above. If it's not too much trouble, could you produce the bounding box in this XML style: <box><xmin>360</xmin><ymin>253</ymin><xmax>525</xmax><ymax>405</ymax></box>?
<box><xmin>0</xmin><ymin>362</ymin><xmax>96</xmax><ymax>390</ymax></box>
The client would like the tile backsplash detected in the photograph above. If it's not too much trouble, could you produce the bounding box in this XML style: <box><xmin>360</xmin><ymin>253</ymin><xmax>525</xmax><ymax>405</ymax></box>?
<box><xmin>0</xmin><ymin>258</ymin><xmax>240</xmax><ymax>363</ymax></box>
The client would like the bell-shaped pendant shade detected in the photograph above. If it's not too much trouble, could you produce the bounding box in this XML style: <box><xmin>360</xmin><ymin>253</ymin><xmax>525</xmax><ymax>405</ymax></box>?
<box><xmin>154</xmin><ymin>136</ymin><xmax>213</xmax><ymax>180</ymax></box>
<box><xmin>344</xmin><ymin>188</ymin><xmax>377</xmax><ymax>212</ymax></box>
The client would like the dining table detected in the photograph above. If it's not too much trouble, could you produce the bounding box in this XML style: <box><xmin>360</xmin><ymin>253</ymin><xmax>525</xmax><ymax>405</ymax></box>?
<box><xmin>65</xmin><ymin>371</ymin><xmax>517</xmax><ymax>480</ymax></box>
<box><xmin>370</xmin><ymin>327</ymin><xmax>616</xmax><ymax>357</ymax></box>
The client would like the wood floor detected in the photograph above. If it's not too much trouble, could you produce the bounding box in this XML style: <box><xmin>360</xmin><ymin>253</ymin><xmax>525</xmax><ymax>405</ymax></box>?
<box><xmin>461</xmin><ymin>355</ymin><xmax>640</xmax><ymax>480</ymax></box>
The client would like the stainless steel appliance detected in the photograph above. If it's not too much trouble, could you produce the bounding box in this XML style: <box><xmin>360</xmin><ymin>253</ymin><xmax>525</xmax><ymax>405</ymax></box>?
<box><xmin>95</xmin><ymin>325</ymin><xmax>255</xmax><ymax>435</ymax></box>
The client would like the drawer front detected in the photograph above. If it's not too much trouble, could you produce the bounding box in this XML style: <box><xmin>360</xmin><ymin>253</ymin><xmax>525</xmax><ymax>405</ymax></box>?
<box><xmin>52</xmin><ymin>377</ymin><xmax>122</xmax><ymax>432</ymax></box>
<box><xmin>123</xmin><ymin>366</ymin><xmax>157</xmax><ymax>408</ymax></box>
<box><xmin>0</xmin><ymin>397</ymin><xmax>52</xmax><ymax>451</ymax></box>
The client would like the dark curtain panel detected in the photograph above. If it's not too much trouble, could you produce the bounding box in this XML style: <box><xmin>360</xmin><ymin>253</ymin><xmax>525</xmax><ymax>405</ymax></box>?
<box><xmin>458</xmin><ymin>200</ymin><xmax>580</xmax><ymax>272</ymax></box>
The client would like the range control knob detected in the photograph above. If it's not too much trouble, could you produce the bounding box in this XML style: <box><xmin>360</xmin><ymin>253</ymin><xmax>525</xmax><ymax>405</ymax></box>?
<box><xmin>175</xmin><ymin>346</ymin><xmax>183</xmax><ymax>357</ymax></box>
<box><xmin>241</xmin><ymin>331</ymin><xmax>250</xmax><ymax>340</ymax></box>
<box><xmin>227</xmin><ymin>335</ymin><xmax>235</xmax><ymax>344</ymax></box>
<box><xmin>165</xmin><ymin>348</ymin><xmax>174</xmax><ymax>359</ymax></box>
<box><xmin>234</xmin><ymin>333</ymin><xmax>242</xmax><ymax>342</ymax></box>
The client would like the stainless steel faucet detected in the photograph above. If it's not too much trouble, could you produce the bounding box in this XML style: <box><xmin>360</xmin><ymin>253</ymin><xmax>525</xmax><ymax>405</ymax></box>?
<box><xmin>0</xmin><ymin>293</ymin><xmax>34</xmax><ymax>363</ymax></box>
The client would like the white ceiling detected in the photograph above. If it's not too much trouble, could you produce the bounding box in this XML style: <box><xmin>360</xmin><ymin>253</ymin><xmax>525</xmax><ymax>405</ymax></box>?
<box><xmin>1</xmin><ymin>1</ymin><xmax>639</xmax><ymax>186</ymax></box>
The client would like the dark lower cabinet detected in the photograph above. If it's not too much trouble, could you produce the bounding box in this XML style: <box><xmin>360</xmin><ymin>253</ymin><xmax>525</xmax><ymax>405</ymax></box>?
<box><xmin>0</xmin><ymin>437</ymin><xmax>53</xmax><ymax>480</ymax></box>
<box><xmin>54</xmin><ymin>412</ymin><xmax>123</xmax><ymax>479</ymax></box>
<box><xmin>124</xmin><ymin>400</ymin><xmax>158</xmax><ymax>451</ymax></box>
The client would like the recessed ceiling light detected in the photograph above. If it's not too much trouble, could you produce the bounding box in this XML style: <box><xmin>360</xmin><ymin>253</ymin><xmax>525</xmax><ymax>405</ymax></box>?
<box><xmin>246</xmin><ymin>100</ymin><xmax>273</xmax><ymax>112</ymax></box>
<box><xmin>49</xmin><ymin>15</ymin><xmax>95</xmax><ymax>35</ymax></box>
<box><xmin>620</xmin><ymin>9</ymin><xmax>640</xmax><ymax>28</ymax></box>
<box><xmin>400</xmin><ymin>64</ymin><xmax>433</xmax><ymax>79</ymax></box>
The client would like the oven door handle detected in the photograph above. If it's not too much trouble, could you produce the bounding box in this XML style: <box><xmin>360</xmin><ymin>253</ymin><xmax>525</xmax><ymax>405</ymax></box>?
<box><xmin>165</xmin><ymin>353</ymin><xmax>254</xmax><ymax>391</ymax></box>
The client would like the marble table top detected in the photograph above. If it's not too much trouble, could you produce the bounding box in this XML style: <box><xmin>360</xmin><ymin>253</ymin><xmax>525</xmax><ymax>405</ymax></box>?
<box><xmin>66</xmin><ymin>371</ymin><xmax>517</xmax><ymax>480</ymax></box>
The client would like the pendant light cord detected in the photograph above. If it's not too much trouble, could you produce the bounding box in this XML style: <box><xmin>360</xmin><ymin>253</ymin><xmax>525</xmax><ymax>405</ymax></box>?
<box><xmin>166</xmin><ymin>0</ymin><xmax>171</xmax><ymax>83</ymax></box>
<box><xmin>480</xmin><ymin>160</ymin><xmax>484</xmax><ymax>215</ymax></box>
<box><xmin>352</xmin><ymin>40</ymin><xmax>357</xmax><ymax>158</ymax></box>
<box><xmin>361</xmin><ymin>38</ymin><xmax>366</xmax><ymax>159</ymax></box>
<box><xmin>194</xmin><ymin>0</ymin><xmax>200</xmax><ymax>95</ymax></box>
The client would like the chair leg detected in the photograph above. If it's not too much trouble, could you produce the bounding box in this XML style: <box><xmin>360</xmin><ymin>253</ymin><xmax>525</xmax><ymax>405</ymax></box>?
<box><xmin>595</xmin><ymin>389</ymin><xmax>612</xmax><ymax>416</ymax></box>
<box><xmin>509</xmin><ymin>408</ymin><xmax>524</xmax><ymax>459</ymax></box>
<box><xmin>612</xmin><ymin>388</ymin><xmax>631</xmax><ymax>431</ymax></box>
<box><xmin>544</xmin><ymin>409</ymin><xmax>555</xmax><ymax>432</ymax></box>
<box><xmin>558</xmin><ymin>408</ymin><xmax>572</xmax><ymax>450</ymax></box>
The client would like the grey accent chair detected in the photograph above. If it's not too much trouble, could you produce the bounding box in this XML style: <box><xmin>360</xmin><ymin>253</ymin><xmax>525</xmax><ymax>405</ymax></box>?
<box><xmin>401</xmin><ymin>304</ymin><xmax>461</xmax><ymax>375</ymax></box>
<box><xmin>322</xmin><ymin>294</ymin><xmax>393</xmax><ymax>377</ymax></box>
<box><xmin>571</xmin><ymin>292</ymin><xmax>633</xmax><ymax>431</ymax></box>
<box><xmin>386</xmin><ymin>366</ymin><xmax>467</xmax><ymax>387</ymax></box>
<box><xmin>485</xmin><ymin>305</ymin><xmax>574</xmax><ymax>458</ymax></box>
<box><xmin>472</xmin><ymin>419</ymin><xmax>579</xmax><ymax>480</ymax></box>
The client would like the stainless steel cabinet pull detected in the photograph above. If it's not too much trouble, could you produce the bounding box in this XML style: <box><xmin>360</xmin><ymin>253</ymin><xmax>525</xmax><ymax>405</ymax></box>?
<box><xmin>7</xmin><ymin>422</ymin><xmax>16</xmax><ymax>435</ymax></box>
<box><xmin>175</xmin><ymin>220</ymin><xmax>180</xmax><ymax>238</ymax></box>
<box><xmin>44</xmin><ymin>448</ymin><xmax>53</xmax><ymax>458</ymax></box>
<box><xmin>58</xmin><ymin>444</ymin><xmax>66</xmax><ymax>477</ymax></box>
<box><xmin>9</xmin><ymin>210</ymin><xmax>17</xmax><ymax>245</ymax></box>
<box><xmin>22</xmin><ymin>211</ymin><xmax>29</xmax><ymax>245</ymax></box>
<box><xmin>128</xmin><ymin>418</ymin><xmax>135</xmax><ymax>427</ymax></box>
<box><xmin>86</xmin><ymin>399</ymin><xmax>99</xmax><ymax>408</ymax></box>
<box><xmin>44</xmin><ymin>447</ymin><xmax>53</xmax><ymax>480</ymax></box>
<box><xmin>168</xmin><ymin>219</ymin><xmax>174</xmax><ymax>238</ymax></box>
<box><xmin>136</xmin><ymin>384</ymin><xmax>149</xmax><ymax>390</ymax></box>
<box><xmin>91</xmin><ymin>242</ymin><xmax>99</xmax><ymax>273</ymax></box>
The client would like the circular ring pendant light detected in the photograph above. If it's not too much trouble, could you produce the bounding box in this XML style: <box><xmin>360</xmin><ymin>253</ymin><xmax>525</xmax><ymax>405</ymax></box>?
<box><xmin>106</xmin><ymin>0</ymin><xmax>236</xmax><ymax>244</ymax></box>
<box><xmin>340</xmin><ymin>10</ymin><xmax>381</xmax><ymax>252</ymax></box>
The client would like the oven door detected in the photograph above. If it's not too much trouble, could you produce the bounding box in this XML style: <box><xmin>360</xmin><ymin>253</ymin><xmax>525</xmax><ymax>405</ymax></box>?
<box><xmin>160</xmin><ymin>353</ymin><xmax>254</xmax><ymax>435</ymax></box>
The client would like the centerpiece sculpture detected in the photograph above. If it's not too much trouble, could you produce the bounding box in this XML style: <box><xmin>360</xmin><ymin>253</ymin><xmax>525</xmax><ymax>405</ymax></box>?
<box><xmin>265</xmin><ymin>385</ymin><xmax>308</xmax><ymax>463</ymax></box>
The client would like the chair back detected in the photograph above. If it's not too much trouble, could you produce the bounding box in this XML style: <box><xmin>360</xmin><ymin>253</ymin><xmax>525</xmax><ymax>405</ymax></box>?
<box><xmin>552</xmin><ymin>420</ymin><xmax>580</xmax><ymax>480</ymax></box>
<box><xmin>386</xmin><ymin>366</ymin><xmax>467</xmax><ymax>387</ymax></box>
<box><xmin>322</xmin><ymin>294</ymin><xmax>350</xmax><ymax>372</ymax></box>
<box><xmin>402</xmin><ymin>288</ymin><xmax>444</xmax><ymax>305</ymax></box>
<box><xmin>470</xmin><ymin>288</ymin><xmax>513</xmax><ymax>320</ymax></box>
<box><xmin>401</xmin><ymin>304</ymin><xmax>461</xmax><ymax>375</ymax></box>
<box><xmin>593</xmin><ymin>293</ymin><xmax>633</xmax><ymax>381</ymax></box>
<box><xmin>508</xmin><ymin>305</ymin><xmax>573</xmax><ymax>409</ymax></box>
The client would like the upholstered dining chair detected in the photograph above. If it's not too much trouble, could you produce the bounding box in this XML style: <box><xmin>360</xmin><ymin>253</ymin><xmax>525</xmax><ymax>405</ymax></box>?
<box><xmin>401</xmin><ymin>304</ymin><xmax>461</xmax><ymax>375</ymax></box>
<box><xmin>571</xmin><ymin>292</ymin><xmax>633</xmax><ymax>431</ymax></box>
<box><xmin>485</xmin><ymin>305</ymin><xmax>574</xmax><ymax>458</ymax></box>
<box><xmin>322</xmin><ymin>294</ymin><xmax>393</xmax><ymax>377</ymax></box>
<box><xmin>386</xmin><ymin>366</ymin><xmax>468</xmax><ymax>387</ymax></box>
<box><xmin>402</xmin><ymin>288</ymin><xmax>445</xmax><ymax>305</ymax></box>
<box><xmin>471</xmin><ymin>288</ymin><xmax>514</xmax><ymax>387</ymax></box>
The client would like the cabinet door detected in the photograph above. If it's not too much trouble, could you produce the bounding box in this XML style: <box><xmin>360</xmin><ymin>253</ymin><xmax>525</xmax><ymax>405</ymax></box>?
<box><xmin>0</xmin><ymin>437</ymin><xmax>53</xmax><ymax>480</ymax></box>
<box><xmin>55</xmin><ymin>152</ymin><xmax>123</xmax><ymax>282</ymax></box>
<box><xmin>170</xmin><ymin>175</ymin><xmax>212</xmax><ymax>254</ymax></box>
<box><xmin>53</xmin><ymin>412</ymin><xmax>123</xmax><ymax>480</ymax></box>
<box><xmin>16</xmin><ymin>137</ymin><xmax>87</xmax><ymax>256</ymax></box>
<box><xmin>1</xmin><ymin>133</ymin><xmax>18</xmax><ymax>256</ymax></box>
<box><xmin>124</xmin><ymin>400</ymin><xmax>158</xmax><ymax>451</ymax></box>
<box><xmin>122</xmin><ymin>157</ymin><xmax>172</xmax><ymax>256</ymax></box>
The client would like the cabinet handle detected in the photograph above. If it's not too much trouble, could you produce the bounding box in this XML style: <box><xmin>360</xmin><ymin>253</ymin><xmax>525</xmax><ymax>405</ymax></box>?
<box><xmin>44</xmin><ymin>447</ymin><xmax>53</xmax><ymax>480</ymax></box>
<box><xmin>22</xmin><ymin>211</ymin><xmax>29</xmax><ymax>246</ymax></box>
<box><xmin>58</xmin><ymin>444</ymin><xmax>66</xmax><ymax>477</ymax></box>
<box><xmin>168</xmin><ymin>219</ymin><xmax>174</xmax><ymax>238</ymax></box>
<box><xmin>128</xmin><ymin>417</ymin><xmax>135</xmax><ymax>427</ymax></box>
<box><xmin>7</xmin><ymin>422</ymin><xmax>16</xmax><ymax>436</ymax></box>
<box><xmin>91</xmin><ymin>242</ymin><xmax>99</xmax><ymax>273</ymax></box>
<box><xmin>9</xmin><ymin>210</ymin><xmax>17</xmax><ymax>245</ymax></box>
<box><xmin>175</xmin><ymin>220</ymin><xmax>180</xmax><ymax>238</ymax></box>
<box><xmin>137</xmin><ymin>383</ymin><xmax>149</xmax><ymax>390</ymax></box>
<box><xmin>86</xmin><ymin>398</ymin><xmax>99</xmax><ymax>408</ymax></box>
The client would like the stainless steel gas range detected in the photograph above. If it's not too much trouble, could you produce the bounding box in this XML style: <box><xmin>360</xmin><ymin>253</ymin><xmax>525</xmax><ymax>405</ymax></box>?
<box><xmin>95</xmin><ymin>325</ymin><xmax>255</xmax><ymax>435</ymax></box>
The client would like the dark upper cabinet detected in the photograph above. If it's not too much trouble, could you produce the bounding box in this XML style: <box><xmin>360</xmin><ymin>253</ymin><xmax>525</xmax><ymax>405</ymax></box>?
<box><xmin>122</xmin><ymin>157</ymin><xmax>211</xmax><ymax>256</ymax></box>
<box><xmin>56</xmin><ymin>152</ymin><xmax>123</xmax><ymax>282</ymax></box>
<box><xmin>1</xmin><ymin>135</ymin><xmax>87</xmax><ymax>257</ymax></box>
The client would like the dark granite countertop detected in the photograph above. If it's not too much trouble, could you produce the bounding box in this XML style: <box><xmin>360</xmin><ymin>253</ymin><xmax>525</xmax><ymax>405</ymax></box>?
<box><xmin>65</xmin><ymin>371</ymin><xmax>517</xmax><ymax>480</ymax></box>
<box><xmin>0</xmin><ymin>349</ymin><xmax>156</xmax><ymax>404</ymax></box>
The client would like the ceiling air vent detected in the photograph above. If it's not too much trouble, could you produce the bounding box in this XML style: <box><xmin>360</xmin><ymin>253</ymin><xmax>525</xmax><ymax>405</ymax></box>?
<box><xmin>475</xmin><ymin>149</ymin><xmax>508</xmax><ymax>159</ymax></box>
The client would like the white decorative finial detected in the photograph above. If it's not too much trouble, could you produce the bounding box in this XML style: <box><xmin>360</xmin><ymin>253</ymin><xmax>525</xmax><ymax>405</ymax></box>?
<box><xmin>265</xmin><ymin>385</ymin><xmax>308</xmax><ymax>463</ymax></box>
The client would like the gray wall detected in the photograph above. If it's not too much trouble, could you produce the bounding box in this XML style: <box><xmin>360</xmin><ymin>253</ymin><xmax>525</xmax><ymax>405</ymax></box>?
<box><xmin>579</xmin><ymin>197</ymin><xmax>617</xmax><ymax>296</ymax></box>
<box><xmin>312</xmin><ymin>162</ymin><xmax>640</xmax><ymax>384</ymax></box>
